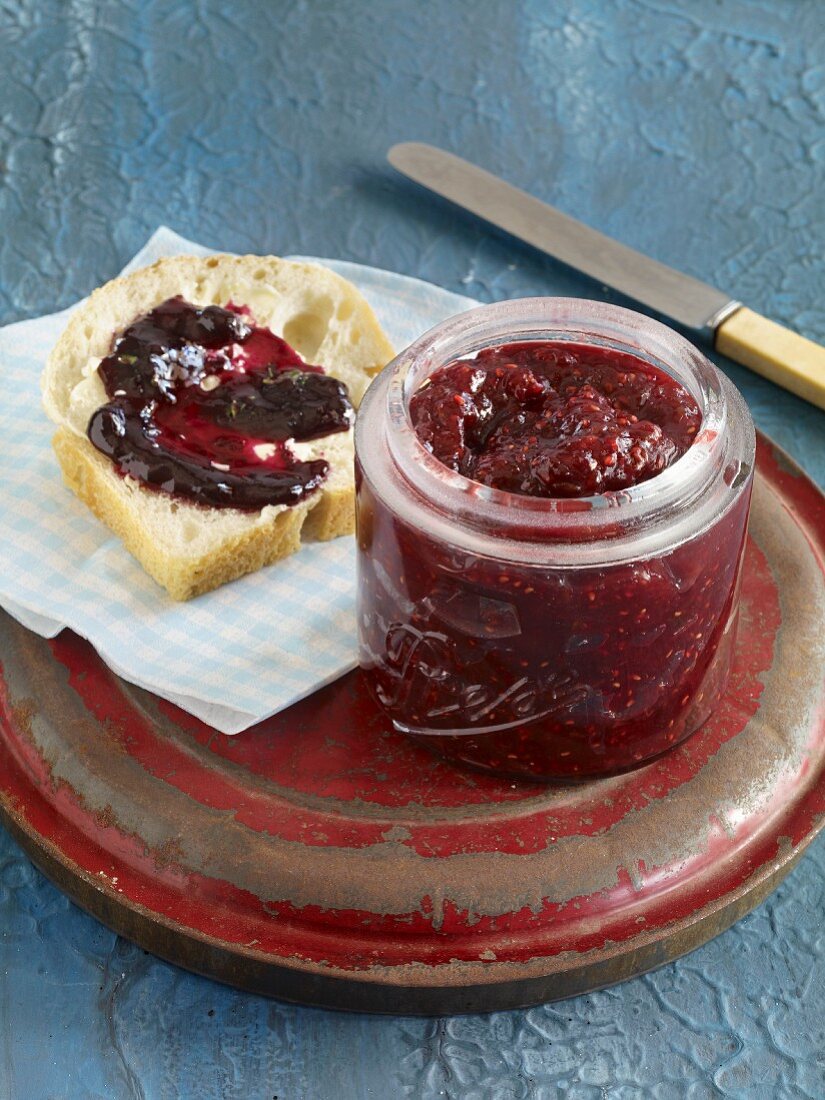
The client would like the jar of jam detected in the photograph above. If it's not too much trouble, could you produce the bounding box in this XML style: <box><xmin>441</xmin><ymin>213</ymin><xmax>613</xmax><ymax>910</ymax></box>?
<box><xmin>354</xmin><ymin>298</ymin><xmax>755</xmax><ymax>781</ymax></box>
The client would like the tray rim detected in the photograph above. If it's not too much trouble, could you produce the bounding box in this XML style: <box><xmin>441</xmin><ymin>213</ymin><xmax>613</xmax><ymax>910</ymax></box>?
<box><xmin>0</xmin><ymin>768</ymin><xmax>818</xmax><ymax>1015</ymax></box>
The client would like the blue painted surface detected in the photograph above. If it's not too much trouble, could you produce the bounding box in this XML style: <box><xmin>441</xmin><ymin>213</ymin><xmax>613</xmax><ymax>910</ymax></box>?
<box><xmin>1</xmin><ymin>1</ymin><xmax>823</xmax><ymax>1096</ymax></box>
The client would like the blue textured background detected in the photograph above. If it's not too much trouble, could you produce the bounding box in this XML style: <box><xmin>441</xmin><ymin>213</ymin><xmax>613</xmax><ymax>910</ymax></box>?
<box><xmin>1</xmin><ymin>1</ymin><xmax>823</xmax><ymax>1096</ymax></box>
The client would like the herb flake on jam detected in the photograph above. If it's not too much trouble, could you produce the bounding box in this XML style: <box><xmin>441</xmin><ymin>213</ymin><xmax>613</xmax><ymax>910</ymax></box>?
<box><xmin>87</xmin><ymin>297</ymin><xmax>353</xmax><ymax>510</ymax></box>
<box><xmin>409</xmin><ymin>341</ymin><xmax>702</xmax><ymax>498</ymax></box>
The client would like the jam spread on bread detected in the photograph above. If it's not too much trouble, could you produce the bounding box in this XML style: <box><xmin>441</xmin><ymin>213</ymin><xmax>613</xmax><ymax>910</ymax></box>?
<box><xmin>410</xmin><ymin>341</ymin><xmax>700</xmax><ymax>497</ymax></box>
<box><xmin>88</xmin><ymin>297</ymin><xmax>353</xmax><ymax>510</ymax></box>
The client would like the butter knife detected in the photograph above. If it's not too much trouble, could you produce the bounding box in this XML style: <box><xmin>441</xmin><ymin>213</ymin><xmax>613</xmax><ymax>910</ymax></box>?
<box><xmin>388</xmin><ymin>142</ymin><xmax>825</xmax><ymax>412</ymax></box>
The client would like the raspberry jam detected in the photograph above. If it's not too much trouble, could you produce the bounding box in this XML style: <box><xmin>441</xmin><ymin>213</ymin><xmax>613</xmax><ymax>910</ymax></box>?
<box><xmin>355</xmin><ymin>299</ymin><xmax>755</xmax><ymax>781</ymax></box>
<box><xmin>409</xmin><ymin>342</ymin><xmax>701</xmax><ymax>497</ymax></box>
<box><xmin>88</xmin><ymin>297</ymin><xmax>353</xmax><ymax>510</ymax></box>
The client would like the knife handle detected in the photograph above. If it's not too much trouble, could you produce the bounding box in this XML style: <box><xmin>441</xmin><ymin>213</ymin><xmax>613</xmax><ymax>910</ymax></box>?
<box><xmin>714</xmin><ymin>307</ymin><xmax>825</xmax><ymax>412</ymax></box>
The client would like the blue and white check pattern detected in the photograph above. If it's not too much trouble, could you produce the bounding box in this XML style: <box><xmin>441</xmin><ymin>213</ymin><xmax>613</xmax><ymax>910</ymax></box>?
<box><xmin>0</xmin><ymin>228</ymin><xmax>477</xmax><ymax>733</ymax></box>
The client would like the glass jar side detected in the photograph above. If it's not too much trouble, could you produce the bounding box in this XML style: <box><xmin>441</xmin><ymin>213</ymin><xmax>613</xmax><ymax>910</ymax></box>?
<box><xmin>356</xmin><ymin>456</ymin><xmax>752</xmax><ymax>780</ymax></box>
<box><xmin>354</xmin><ymin>299</ymin><xmax>756</xmax><ymax>781</ymax></box>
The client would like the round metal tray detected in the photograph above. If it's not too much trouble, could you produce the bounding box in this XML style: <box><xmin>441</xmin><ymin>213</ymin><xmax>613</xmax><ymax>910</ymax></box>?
<box><xmin>1</xmin><ymin>434</ymin><xmax>823</xmax><ymax>1014</ymax></box>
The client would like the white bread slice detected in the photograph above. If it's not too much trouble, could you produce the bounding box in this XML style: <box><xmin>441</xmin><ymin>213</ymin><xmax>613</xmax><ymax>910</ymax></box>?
<box><xmin>42</xmin><ymin>254</ymin><xmax>395</xmax><ymax>600</ymax></box>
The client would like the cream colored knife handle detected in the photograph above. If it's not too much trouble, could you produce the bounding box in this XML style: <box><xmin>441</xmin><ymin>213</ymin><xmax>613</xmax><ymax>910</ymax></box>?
<box><xmin>715</xmin><ymin>308</ymin><xmax>825</xmax><ymax>411</ymax></box>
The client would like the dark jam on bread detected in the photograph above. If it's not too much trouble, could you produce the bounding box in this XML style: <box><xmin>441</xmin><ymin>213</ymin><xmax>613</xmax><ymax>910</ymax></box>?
<box><xmin>87</xmin><ymin>297</ymin><xmax>353</xmax><ymax>510</ymax></box>
<box><xmin>410</xmin><ymin>341</ymin><xmax>701</xmax><ymax>498</ymax></box>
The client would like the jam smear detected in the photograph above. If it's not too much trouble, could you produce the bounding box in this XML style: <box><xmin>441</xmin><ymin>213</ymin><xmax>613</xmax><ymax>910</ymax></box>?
<box><xmin>410</xmin><ymin>342</ymin><xmax>702</xmax><ymax>497</ymax></box>
<box><xmin>88</xmin><ymin>297</ymin><xmax>352</xmax><ymax>510</ymax></box>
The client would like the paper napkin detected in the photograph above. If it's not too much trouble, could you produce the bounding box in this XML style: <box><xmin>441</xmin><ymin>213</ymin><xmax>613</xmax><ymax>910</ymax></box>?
<box><xmin>0</xmin><ymin>227</ymin><xmax>476</xmax><ymax>732</ymax></box>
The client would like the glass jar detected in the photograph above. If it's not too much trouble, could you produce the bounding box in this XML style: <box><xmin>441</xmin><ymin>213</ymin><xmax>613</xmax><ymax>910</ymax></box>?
<box><xmin>354</xmin><ymin>298</ymin><xmax>755</xmax><ymax>781</ymax></box>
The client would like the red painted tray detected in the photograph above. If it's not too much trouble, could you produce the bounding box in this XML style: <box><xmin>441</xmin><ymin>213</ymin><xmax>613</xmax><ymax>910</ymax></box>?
<box><xmin>1</xmin><ymin>435</ymin><xmax>823</xmax><ymax>1014</ymax></box>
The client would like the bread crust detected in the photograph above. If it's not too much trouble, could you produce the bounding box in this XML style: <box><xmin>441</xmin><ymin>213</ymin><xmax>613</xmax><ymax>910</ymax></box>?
<box><xmin>42</xmin><ymin>254</ymin><xmax>394</xmax><ymax>600</ymax></box>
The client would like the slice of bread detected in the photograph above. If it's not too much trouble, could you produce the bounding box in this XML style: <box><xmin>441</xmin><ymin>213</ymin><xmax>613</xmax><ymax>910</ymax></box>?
<box><xmin>42</xmin><ymin>254</ymin><xmax>395</xmax><ymax>600</ymax></box>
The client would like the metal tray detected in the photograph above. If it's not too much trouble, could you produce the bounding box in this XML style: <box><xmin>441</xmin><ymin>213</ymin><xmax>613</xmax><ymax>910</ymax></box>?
<box><xmin>1</xmin><ymin>434</ymin><xmax>823</xmax><ymax>1014</ymax></box>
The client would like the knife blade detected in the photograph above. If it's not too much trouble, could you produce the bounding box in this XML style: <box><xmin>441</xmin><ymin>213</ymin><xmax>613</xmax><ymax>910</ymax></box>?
<box><xmin>388</xmin><ymin>142</ymin><xmax>825</xmax><ymax>411</ymax></box>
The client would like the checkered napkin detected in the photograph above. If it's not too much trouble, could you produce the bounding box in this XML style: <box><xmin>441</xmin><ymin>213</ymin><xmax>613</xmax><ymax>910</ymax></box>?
<box><xmin>0</xmin><ymin>227</ymin><xmax>476</xmax><ymax>733</ymax></box>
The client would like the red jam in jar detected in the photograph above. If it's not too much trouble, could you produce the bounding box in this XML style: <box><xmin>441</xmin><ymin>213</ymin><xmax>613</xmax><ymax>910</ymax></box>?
<box><xmin>355</xmin><ymin>299</ymin><xmax>755</xmax><ymax>781</ymax></box>
<box><xmin>409</xmin><ymin>341</ymin><xmax>701</xmax><ymax>497</ymax></box>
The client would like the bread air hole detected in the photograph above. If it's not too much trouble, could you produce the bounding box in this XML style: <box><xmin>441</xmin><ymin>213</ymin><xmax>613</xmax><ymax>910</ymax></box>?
<box><xmin>282</xmin><ymin>298</ymin><xmax>333</xmax><ymax>359</ymax></box>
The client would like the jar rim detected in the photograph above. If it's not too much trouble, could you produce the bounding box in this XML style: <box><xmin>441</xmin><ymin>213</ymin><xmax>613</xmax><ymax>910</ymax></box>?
<box><xmin>356</xmin><ymin>297</ymin><xmax>755</xmax><ymax>568</ymax></box>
